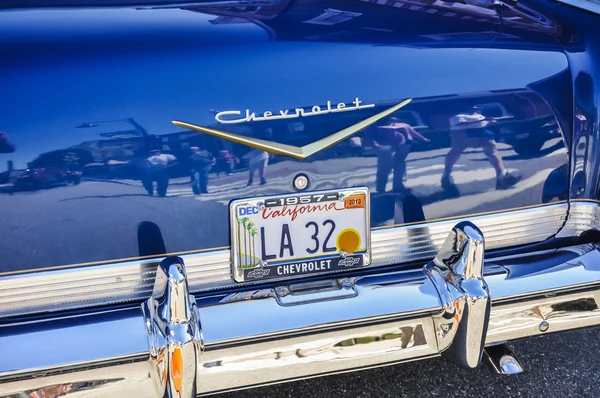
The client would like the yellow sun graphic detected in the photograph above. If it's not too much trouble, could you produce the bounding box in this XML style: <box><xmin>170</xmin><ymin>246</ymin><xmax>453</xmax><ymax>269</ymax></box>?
<box><xmin>336</xmin><ymin>228</ymin><xmax>361</xmax><ymax>253</ymax></box>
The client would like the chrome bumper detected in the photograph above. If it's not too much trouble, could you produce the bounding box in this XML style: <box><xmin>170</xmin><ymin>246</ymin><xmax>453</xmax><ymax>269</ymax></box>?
<box><xmin>2</xmin><ymin>222</ymin><xmax>600</xmax><ymax>397</ymax></box>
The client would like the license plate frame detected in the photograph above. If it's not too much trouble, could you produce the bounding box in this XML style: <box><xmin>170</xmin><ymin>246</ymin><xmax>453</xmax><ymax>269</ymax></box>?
<box><xmin>230</xmin><ymin>187</ymin><xmax>371</xmax><ymax>282</ymax></box>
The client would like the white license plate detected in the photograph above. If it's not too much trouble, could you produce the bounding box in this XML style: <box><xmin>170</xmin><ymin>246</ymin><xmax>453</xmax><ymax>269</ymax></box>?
<box><xmin>230</xmin><ymin>188</ymin><xmax>371</xmax><ymax>282</ymax></box>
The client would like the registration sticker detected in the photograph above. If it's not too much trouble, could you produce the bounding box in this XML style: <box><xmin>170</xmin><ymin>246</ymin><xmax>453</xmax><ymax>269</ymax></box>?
<box><xmin>230</xmin><ymin>188</ymin><xmax>371</xmax><ymax>282</ymax></box>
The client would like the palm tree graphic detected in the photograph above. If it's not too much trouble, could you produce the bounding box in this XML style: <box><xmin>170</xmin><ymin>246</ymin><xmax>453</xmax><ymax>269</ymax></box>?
<box><xmin>238</xmin><ymin>217</ymin><xmax>259</xmax><ymax>268</ymax></box>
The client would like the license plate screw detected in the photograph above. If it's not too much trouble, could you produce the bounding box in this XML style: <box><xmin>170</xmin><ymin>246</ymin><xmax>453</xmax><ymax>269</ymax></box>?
<box><xmin>338</xmin><ymin>193</ymin><xmax>346</xmax><ymax>201</ymax></box>
<box><xmin>340</xmin><ymin>279</ymin><xmax>353</xmax><ymax>289</ymax></box>
<box><xmin>257</xmin><ymin>201</ymin><xmax>265</xmax><ymax>210</ymax></box>
<box><xmin>261</xmin><ymin>260</ymin><xmax>268</xmax><ymax>267</ymax></box>
<box><xmin>293</xmin><ymin>174</ymin><xmax>309</xmax><ymax>190</ymax></box>
<box><xmin>340</xmin><ymin>251</ymin><xmax>348</xmax><ymax>258</ymax></box>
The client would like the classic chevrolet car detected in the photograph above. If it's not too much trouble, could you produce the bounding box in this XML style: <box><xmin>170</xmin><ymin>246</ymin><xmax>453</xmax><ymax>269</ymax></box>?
<box><xmin>1</xmin><ymin>0</ymin><xmax>600</xmax><ymax>396</ymax></box>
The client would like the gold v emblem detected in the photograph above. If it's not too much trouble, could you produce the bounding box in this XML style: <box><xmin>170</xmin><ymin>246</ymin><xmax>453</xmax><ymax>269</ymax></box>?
<box><xmin>172</xmin><ymin>98</ymin><xmax>412</xmax><ymax>160</ymax></box>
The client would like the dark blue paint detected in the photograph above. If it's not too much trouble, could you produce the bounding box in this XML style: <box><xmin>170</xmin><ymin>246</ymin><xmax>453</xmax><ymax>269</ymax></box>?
<box><xmin>548</xmin><ymin>3</ymin><xmax>600</xmax><ymax>201</ymax></box>
<box><xmin>0</xmin><ymin>0</ymin><xmax>585</xmax><ymax>273</ymax></box>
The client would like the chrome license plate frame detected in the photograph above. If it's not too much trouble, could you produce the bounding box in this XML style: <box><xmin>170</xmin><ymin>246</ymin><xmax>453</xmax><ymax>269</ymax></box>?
<box><xmin>230</xmin><ymin>187</ymin><xmax>371</xmax><ymax>282</ymax></box>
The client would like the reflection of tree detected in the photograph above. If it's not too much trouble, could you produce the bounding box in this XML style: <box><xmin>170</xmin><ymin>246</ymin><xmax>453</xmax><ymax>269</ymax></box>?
<box><xmin>31</xmin><ymin>148</ymin><xmax>94</xmax><ymax>169</ymax></box>
<box><xmin>0</xmin><ymin>132</ymin><xmax>16</xmax><ymax>154</ymax></box>
<box><xmin>99</xmin><ymin>145</ymin><xmax>135</xmax><ymax>162</ymax></box>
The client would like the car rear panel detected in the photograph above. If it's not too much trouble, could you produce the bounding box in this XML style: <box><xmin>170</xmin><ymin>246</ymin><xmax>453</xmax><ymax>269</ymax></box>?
<box><xmin>4</xmin><ymin>1</ymin><xmax>600</xmax><ymax>396</ymax></box>
<box><xmin>0</xmin><ymin>0</ymin><xmax>573</xmax><ymax>277</ymax></box>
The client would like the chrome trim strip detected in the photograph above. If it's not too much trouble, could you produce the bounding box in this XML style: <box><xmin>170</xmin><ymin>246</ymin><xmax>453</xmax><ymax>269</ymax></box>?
<box><xmin>0</xmin><ymin>359</ymin><xmax>156</xmax><ymax>398</ymax></box>
<box><xmin>198</xmin><ymin>269</ymin><xmax>442</xmax><ymax>344</ymax></box>
<box><xmin>0</xmin><ymin>307</ymin><xmax>149</xmax><ymax>375</ymax></box>
<box><xmin>196</xmin><ymin>319</ymin><xmax>439</xmax><ymax>394</ymax></box>
<box><xmin>486</xmin><ymin>290</ymin><xmax>600</xmax><ymax>344</ymax></box>
<box><xmin>557</xmin><ymin>200</ymin><xmax>600</xmax><ymax>238</ymax></box>
<box><xmin>2</xmin><ymin>243</ymin><xmax>600</xmax><ymax>396</ymax></box>
<box><xmin>2</xmin><ymin>201</ymin><xmax>594</xmax><ymax>318</ymax></box>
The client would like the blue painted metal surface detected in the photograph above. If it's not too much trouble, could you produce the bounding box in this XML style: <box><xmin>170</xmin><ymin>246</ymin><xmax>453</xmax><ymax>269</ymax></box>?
<box><xmin>0</xmin><ymin>0</ymin><xmax>585</xmax><ymax>273</ymax></box>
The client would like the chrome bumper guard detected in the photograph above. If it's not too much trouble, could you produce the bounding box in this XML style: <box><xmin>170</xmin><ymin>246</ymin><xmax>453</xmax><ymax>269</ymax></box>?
<box><xmin>2</xmin><ymin>222</ymin><xmax>600</xmax><ymax>397</ymax></box>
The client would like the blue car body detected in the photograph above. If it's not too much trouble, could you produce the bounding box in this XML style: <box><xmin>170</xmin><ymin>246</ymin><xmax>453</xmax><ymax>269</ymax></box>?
<box><xmin>1</xmin><ymin>0</ymin><xmax>600</xmax><ymax>396</ymax></box>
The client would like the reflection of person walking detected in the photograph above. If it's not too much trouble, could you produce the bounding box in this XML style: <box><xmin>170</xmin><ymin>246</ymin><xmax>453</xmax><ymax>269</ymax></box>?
<box><xmin>442</xmin><ymin>107</ymin><xmax>521</xmax><ymax>192</ymax></box>
<box><xmin>243</xmin><ymin>149</ymin><xmax>269</xmax><ymax>186</ymax></box>
<box><xmin>369</xmin><ymin>117</ymin><xmax>429</xmax><ymax>193</ymax></box>
<box><xmin>143</xmin><ymin>149</ymin><xmax>177</xmax><ymax>197</ymax></box>
<box><xmin>189</xmin><ymin>146</ymin><xmax>214</xmax><ymax>195</ymax></box>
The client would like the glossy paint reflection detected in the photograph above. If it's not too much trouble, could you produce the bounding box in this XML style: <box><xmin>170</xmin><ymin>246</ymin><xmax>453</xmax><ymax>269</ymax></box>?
<box><xmin>0</xmin><ymin>0</ymin><xmax>572</xmax><ymax>273</ymax></box>
<box><xmin>546</xmin><ymin>0</ymin><xmax>600</xmax><ymax>203</ymax></box>
<box><xmin>4</xmin><ymin>379</ymin><xmax>123</xmax><ymax>398</ymax></box>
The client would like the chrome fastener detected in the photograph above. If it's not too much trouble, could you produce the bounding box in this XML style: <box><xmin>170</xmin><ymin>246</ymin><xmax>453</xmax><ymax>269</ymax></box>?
<box><xmin>276</xmin><ymin>286</ymin><xmax>290</xmax><ymax>296</ymax></box>
<box><xmin>293</xmin><ymin>174</ymin><xmax>309</xmax><ymax>190</ymax></box>
<box><xmin>340</xmin><ymin>278</ymin><xmax>353</xmax><ymax>289</ymax></box>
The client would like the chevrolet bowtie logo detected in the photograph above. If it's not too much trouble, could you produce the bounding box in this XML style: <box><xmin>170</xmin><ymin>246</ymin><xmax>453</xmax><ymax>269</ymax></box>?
<box><xmin>172</xmin><ymin>98</ymin><xmax>412</xmax><ymax>160</ymax></box>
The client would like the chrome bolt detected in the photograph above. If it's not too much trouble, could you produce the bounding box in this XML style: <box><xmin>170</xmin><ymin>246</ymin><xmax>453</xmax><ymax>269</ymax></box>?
<box><xmin>338</xmin><ymin>193</ymin><xmax>346</xmax><ymax>201</ymax></box>
<box><xmin>539</xmin><ymin>321</ymin><xmax>549</xmax><ymax>332</ymax></box>
<box><xmin>341</xmin><ymin>279</ymin><xmax>353</xmax><ymax>289</ymax></box>
<box><xmin>293</xmin><ymin>174</ymin><xmax>309</xmax><ymax>191</ymax></box>
<box><xmin>276</xmin><ymin>286</ymin><xmax>289</xmax><ymax>296</ymax></box>
<box><xmin>257</xmin><ymin>201</ymin><xmax>265</xmax><ymax>210</ymax></box>
<box><xmin>261</xmin><ymin>261</ymin><xmax>268</xmax><ymax>267</ymax></box>
<box><xmin>340</xmin><ymin>251</ymin><xmax>348</xmax><ymax>258</ymax></box>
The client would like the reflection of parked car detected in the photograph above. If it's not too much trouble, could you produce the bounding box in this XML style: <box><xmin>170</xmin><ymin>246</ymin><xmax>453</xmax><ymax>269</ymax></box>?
<box><xmin>13</xmin><ymin>165</ymin><xmax>81</xmax><ymax>191</ymax></box>
<box><xmin>466</xmin><ymin>102</ymin><xmax>561</xmax><ymax>155</ymax></box>
<box><xmin>496</xmin><ymin>116</ymin><xmax>561</xmax><ymax>155</ymax></box>
<box><xmin>352</xmin><ymin>90</ymin><xmax>563</xmax><ymax>157</ymax></box>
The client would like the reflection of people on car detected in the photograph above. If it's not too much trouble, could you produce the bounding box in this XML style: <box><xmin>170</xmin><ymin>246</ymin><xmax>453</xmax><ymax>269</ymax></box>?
<box><xmin>442</xmin><ymin>107</ymin><xmax>521</xmax><ymax>193</ymax></box>
<box><xmin>0</xmin><ymin>132</ymin><xmax>16</xmax><ymax>153</ymax></box>
<box><xmin>28</xmin><ymin>382</ymin><xmax>73</xmax><ymax>398</ymax></box>
<box><xmin>189</xmin><ymin>146</ymin><xmax>214</xmax><ymax>195</ymax></box>
<box><xmin>243</xmin><ymin>149</ymin><xmax>269</xmax><ymax>186</ymax></box>
<box><xmin>348</xmin><ymin>136</ymin><xmax>362</xmax><ymax>156</ymax></box>
<box><xmin>215</xmin><ymin>149</ymin><xmax>237</xmax><ymax>176</ymax></box>
<box><xmin>368</xmin><ymin>117</ymin><xmax>429</xmax><ymax>193</ymax></box>
<box><xmin>142</xmin><ymin>149</ymin><xmax>177</xmax><ymax>197</ymax></box>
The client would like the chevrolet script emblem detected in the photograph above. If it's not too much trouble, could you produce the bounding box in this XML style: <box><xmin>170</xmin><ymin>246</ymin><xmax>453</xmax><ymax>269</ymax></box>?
<box><xmin>172</xmin><ymin>98</ymin><xmax>412</xmax><ymax>160</ymax></box>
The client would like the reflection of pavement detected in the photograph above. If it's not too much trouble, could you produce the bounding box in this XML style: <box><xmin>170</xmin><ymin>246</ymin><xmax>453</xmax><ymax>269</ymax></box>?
<box><xmin>170</xmin><ymin>138</ymin><xmax>566</xmax><ymax>219</ymax></box>
<box><xmin>0</xmin><ymin>180</ymin><xmax>229</xmax><ymax>273</ymax></box>
<box><xmin>227</xmin><ymin>328</ymin><xmax>600</xmax><ymax>398</ymax></box>
<box><xmin>0</xmin><ymin>138</ymin><xmax>567</xmax><ymax>273</ymax></box>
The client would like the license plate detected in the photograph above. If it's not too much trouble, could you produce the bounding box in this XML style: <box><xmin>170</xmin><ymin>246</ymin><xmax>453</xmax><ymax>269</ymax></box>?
<box><xmin>230</xmin><ymin>188</ymin><xmax>371</xmax><ymax>282</ymax></box>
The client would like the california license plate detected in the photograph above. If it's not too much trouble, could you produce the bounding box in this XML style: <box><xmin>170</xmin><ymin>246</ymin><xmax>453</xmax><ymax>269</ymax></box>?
<box><xmin>230</xmin><ymin>188</ymin><xmax>371</xmax><ymax>282</ymax></box>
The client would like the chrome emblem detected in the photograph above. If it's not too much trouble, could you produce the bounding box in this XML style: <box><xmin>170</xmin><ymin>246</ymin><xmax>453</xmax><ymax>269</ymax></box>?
<box><xmin>246</xmin><ymin>268</ymin><xmax>271</xmax><ymax>279</ymax></box>
<box><xmin>214</xmin><ymin>97</ymin><xmax>375</xmax><ymax>124</ymax></box>
<box><xmin>172</xmin><ymin>98</ymin><xmax>412</xmax><ymax>160</ymax></box>
<box><xmin>339</xmin><ymin>256</ymin><xmax>361</xmax><ymax>267</ymax></box>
